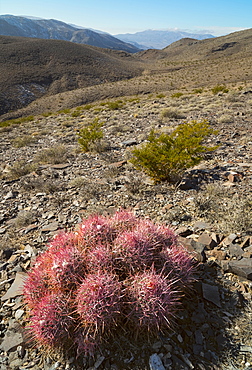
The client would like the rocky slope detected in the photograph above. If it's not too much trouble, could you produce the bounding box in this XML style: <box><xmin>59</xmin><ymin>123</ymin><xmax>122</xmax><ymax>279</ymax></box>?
<box><xmin>0</xmin><ymin>86</ymin><xmax>252</xmax><ymax>369</ymax></box>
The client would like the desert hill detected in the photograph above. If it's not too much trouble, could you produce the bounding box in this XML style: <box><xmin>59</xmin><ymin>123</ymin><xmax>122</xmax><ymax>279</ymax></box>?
<box><xmin>1</xmin><ymin>28</ymin><xmax>252</xmax><ymax>120</ymax></box>
<box><xmin>0</xmin><ymin>35</ymin><xmax>144</xmax><ymax>115</ymax></box>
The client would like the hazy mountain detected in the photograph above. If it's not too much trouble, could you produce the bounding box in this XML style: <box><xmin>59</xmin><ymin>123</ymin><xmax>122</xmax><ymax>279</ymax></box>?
<box><xmin>115</xmin><ymin>29</ymin><xmax>215</xmax><ymax>49</ymax></box>
<box><xmin>0</xmin><ymin>15</ymin><xmax>140</xmax><ymax>53</ymax></box>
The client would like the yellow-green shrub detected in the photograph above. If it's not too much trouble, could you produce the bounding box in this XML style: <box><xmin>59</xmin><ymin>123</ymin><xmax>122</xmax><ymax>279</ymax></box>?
<box><xmin>77</xmin><ymin>118</ymin><xmax>104</xmax><ymax>152</ymax></box>
<box><xmin>130</xmin><ymin>120</ymin><xmax>218</xmax><ymax>183</ymax></box>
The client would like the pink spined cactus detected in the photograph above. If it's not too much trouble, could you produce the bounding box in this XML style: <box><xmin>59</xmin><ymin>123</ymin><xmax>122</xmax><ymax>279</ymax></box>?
<box><xmin>112</xmin><ymin>229</ymin><xmax>156</xmax><ymax>274</ymax></box>
<box><xmin>23</xmin><ymin>250</ymin><xmax>53</xmax><ymax>310</ymax></box>
<box><xmin>108</xmin><ymin>210</ymin><xmax>138</xmax><ymax>233</ymax></box>
<box><xmin>23</xmin><ymin>210</ymin><xmax>197</xmax><ymax>357</ymax></box>
<box><xmin>112</xmin><ymin>219</ymin><xmax>179</xmax><ymax>275</ymax></box>
<box><xmin>161</xmin><ymin>245</ymin><xmax>197</xmax><ymax>286</ymax></box>
<box><xmin>28</xmin><ymin>293</ymin><xmax>72</xmax><ymax>349</ymax></box>
<box><xmin>76</xmin><ymin>214</ymin><xmax>115</xmax><ymax>250</ymax></box>
<box><xmin>126</xmin><ymin>268</ymin><xmax>180</xmax><ymax>333</ymax></box>
<box><xmin>85</xmin><ymin>243</ymin><xmax>112</xmax><ymax>272</ymax></box>
<box><xmin>48</xmin><ymin>245</ymin><xmax>86</xmax><ymax>291</ymax></box>
<box><xmin>48</xmin><ymin>231</ymin><xmax>77</xmax><ymax>250</ymax></box>
<box><xmin>74</xmin><ymin>330</ymin><xmax>97</xmax><ymax>358</ymax></box>
<box><xmin>76</xmin><ymin>271</ymin><xmax>122</xmax><ymax>337</ymax></box>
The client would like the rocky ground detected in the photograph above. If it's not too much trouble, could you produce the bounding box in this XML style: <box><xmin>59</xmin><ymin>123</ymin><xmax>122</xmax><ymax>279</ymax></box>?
<box><xmin>0</xmin><ymin>86</ymin><xmax>252</xmax><ymax>369</ymax></box>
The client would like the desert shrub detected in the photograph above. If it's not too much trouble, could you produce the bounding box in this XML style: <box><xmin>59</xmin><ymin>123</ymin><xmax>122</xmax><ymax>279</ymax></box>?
<box><xmin>130</xmin><ymin>120</ymin><xmax>218</xmax><ymax>183</ymax></box>
<box><xmin>217</xmin><ymin>114</ymin><xmax>233</xmax><ymax>123</ymax></box>
<box><xmin>77</xmin><ymin>118</ymin><xmax>104</xmax><ymax>152</ymax></box>
<box><xmin>0</xmin><ymin>115</ymin><xmax>34</xmax><ymax>128</ymax></box>
<box><xmin>194</xmin><ymin>183</ymin><xmax>252</xmax><ymax>233</ymax></box>
<box><xmin>105</xmin><ymin>100</ymin><xmax>125</xmax><ymax>110</ymax></box>
<box><xmin>193</xmin><ymin>88</ymin><xmax>203</xmax><ymax>94</ymax></box>
<box><xmin>211</xmin><ymin>85</ymin><xmax>229</xmax><ymax>95</ymax></box>
<box><xmin>4</xmin><ymin>160</ymin><xmax>37</xmax><ymax>180</ymax></box>
<box><xmin>11</xmin><ymin>134</ymin><xmax>37</xmax><ymax>148</ymax></box>
<box><xmin>156</xmin><ymin>93</ymin><xmax>166</xmax><ymax>98</ymax></box>
<box><xmin>23</xmin><ymin>211</ymin><xmax>196</xmax><ymax>357</ymax></box>
<box><xmin>71</xmin><ymin>110</ymin><xmax>81</xmax><ymax>117</ymax></box>
<box><xmin>161</xmin><ymin>108</ymin><xmax>185</xmax><ymax>120</ymax></box>
<box><xmin>171</xmin><ymin>92</ymin><xmax>183</xmax><ymax>98</ymax></box>
<box><xmin>34</xmin><ymin>144</ymin><xmax>68</xmax><ymax>164</ymax></box>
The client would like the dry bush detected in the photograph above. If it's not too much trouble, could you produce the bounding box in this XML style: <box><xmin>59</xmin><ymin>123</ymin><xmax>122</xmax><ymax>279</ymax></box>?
<box><xmin>34</xmin><ymin>144</ymin><xmax>69</xmax><ymax>164</ymax></box>
<box><xmin>217</xmin><ymin>114</ymin><xmax>234</xmax><ymax>123</ymax></box>
<box><xmin>69</xmin><ymin>177</ymin><xmax>110</xmax><ymax>201</ymax></box>
<box><xmin>194</xmin><ymin>183</ymin><xmax>252</xmax><ymax>233</ymax></box>
<box><xmin>11</xmin><ymin>135</ymin><xmax>37</xmax><ymax>148</ymax></box>
<box><xmin>160</xmin><ymin>108</ymin><xmax>185</xmax><ymax>120</ymax></box>
<box><xmin>13</xmin><ymin>210</ymin><xmax>35</xmax><ymax>228</ymax></box>
<box><xmin>21</xmin><ymin>177</ymin><xmax>62</xmax><ymax>194</ymax></box>
<box><xmin>3</xmin><ymin>160</ymin><xmax>37</xmax><ymax>180</ymax></box>
<box><xmin>225</xmin><ymin>91</ymin><xmax>242</xmax><ymax>102</ymax></box>
<box><xmin>124</xmin><ymin>173</ymin><xmax>144</xmax><ymax>195</ymax></box>
<box><xmin>220</xmin><ymin>301</ymin><xmax>252</xmax><ymax>370</ymax></box>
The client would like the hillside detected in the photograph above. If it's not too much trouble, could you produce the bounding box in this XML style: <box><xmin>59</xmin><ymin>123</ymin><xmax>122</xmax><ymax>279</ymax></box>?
<box><xmin>0</xmin><ymin>35</ymin><xmax>144</xmax><ymax>115</ymax></box>
<box><xmin>0</xmin><ymin>85</ymin><xmax>252</xmax><ymax>370</ymax></box>
<box><xmin>0</xmin><ymin>15</ymin><xmax>140</xmax><ymax>53</ymax></box>
<box><xmin>1</xmin><ymin>28</ymin><xmax>252</xmax><ymax>121</ymax></box>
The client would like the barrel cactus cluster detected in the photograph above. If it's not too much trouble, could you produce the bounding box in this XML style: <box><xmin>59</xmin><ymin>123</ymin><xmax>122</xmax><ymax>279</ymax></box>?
<box><xmin>23</xmin><ymin>210</ymin><xmax>196</xmax><ymax>356</ymax></box>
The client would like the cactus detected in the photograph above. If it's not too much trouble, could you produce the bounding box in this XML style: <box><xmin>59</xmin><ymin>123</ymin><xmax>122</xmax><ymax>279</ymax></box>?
<box><xmin>28</xmin><ymin>292</ymin><xmax>72</xmax><ymax>349</ymax></box>
<box><xmin>76</xmin><ymin>271</ymin><xmax>122</xmax><ymax>337</ymax></box>
<box><xmin>125</xmin><ymin>268</ymin><xmax>180</xmax><ymax>333</ymax></box>
<box><xmin>23</xmin><ymin>210</ymin><xmax>196</xmax><ymax>357</ymax></box>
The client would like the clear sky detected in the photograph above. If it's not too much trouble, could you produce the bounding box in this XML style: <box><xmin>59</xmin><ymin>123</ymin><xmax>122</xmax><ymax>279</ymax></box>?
<box><xmin>0</xmin><ymin>0</ymin><xmax>251</xmax><ymax>36</ymax></box>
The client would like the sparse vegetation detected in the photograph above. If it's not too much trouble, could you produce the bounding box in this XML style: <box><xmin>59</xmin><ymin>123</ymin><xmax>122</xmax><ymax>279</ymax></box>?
<box><xmin>77</xmin><ymin>118</ymin><xmax>104</xmax><ymax>152</ymax></box>
<box><xmin>11</xmin><ymin>134</ymin><xmax>37</xmax><ymax>148</ymax></box>
<box><xmin>194</xmin><ymin>183</ymin><xmax>252</xmax><ymax>234</ymax></box>
<box><xmin>0</xmin><ymin>116</ymin><xmax>35</xmax><ymax>128</ymax></box>
<box><xmin>34</xmin><ymin>144</ymin><xmax>69</xmax><ymax>164</ymax></box>
<box><xmin>130</xmin><ymin>120</ymin><xmax>218</xmax><ymax>183</ymax></box>
<box><xmin>171</xmin><ymin>92</ymin><xmax>183</xmax><ymax>98</ymax></box>
<box><xmin>211</xmin><ymin>84</ymin><xmax>229</xmax><ymax>95</ymax></box>
<box><xmin>160</xmin><ymin>107</ymin><xmax>185</xmax><ymax>120</ymax></box>
<box><xmin>3</xmin><ymin>160</ymin><xmax>37</xmax><ymax>180</ymax></box>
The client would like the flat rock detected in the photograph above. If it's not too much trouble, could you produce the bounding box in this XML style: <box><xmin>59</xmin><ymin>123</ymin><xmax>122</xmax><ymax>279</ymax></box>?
<box><xmin>41</xmin><ymin>221</ymin><xmax>59</xmax><ymax>232</ymax></box>
<box><xmin>50</xmin><ymin>163</ymin><xmax>70</xmax><ymax>170</ymax></box>
<box><xmin>193</xmin><ymin>221</ymin><xmax>211</xmax><ymax>231</ymax></box>
<box><xmin>122</xmin><ymin>139</ymin><xmax>137</xmax><ymax>146</ymax></box>
<box><xmin>202</xmin><ymin>283</ymin><xmax>221</xmax><ymax>307</ymax></box>
<box><xmin>0</xmin><ymin>330</ymin><xmax>24</xmax><ymax>352</ymax></box>
<box><xmin>221</xmin><ymin>233</ymin><xmax>237</xmax><ymax>246</ymax></box>
<box><xmin>228</xmin><ymin>243</ymin><xmax>244</xmax><ymax>258</ymax></box>
<box><xmin>228</xmin><ymin>258</ymin><xmax>252</xmax><ymax>280</ymax></box>
<box><xmin>179</xmin><ymin>237</ymin><xmax>206</xmax><ymax>262</ymax></box>
<box><xmin>198</xmin><ymin>233</ymin><xmax>216</xmax><ymax>249</ymax></box>
<box><xmin>149</xmin><ymin>353</ymin><xmax>165</xmax><ymax>370</ymax></box>
<box><xmin>1</xmin><ymin>272</ymin><xmax>27</xmax><ymax>301</ymax></box>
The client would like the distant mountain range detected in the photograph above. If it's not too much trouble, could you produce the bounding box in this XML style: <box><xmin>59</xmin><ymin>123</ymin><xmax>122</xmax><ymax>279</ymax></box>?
<box><xmin>0</xmin><ymin>15</ymin><xmax>214</xmax><ymax>51</ymax></box>
<box><xmin>0</xmin><ymin>15</ymin><xmax>140</xmax><ymax>53</ymax></box>
<box><xmin>115</xmin><ymin>29</ymin><xmax>215</xmax><ymax>50</ymax></box>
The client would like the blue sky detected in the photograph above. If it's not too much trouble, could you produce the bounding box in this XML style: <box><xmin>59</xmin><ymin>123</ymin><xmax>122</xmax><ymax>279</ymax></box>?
<box><xmin>1</xmin><ymin>0</ymin><xmax>251</xmax><ymax>35</ymax></box>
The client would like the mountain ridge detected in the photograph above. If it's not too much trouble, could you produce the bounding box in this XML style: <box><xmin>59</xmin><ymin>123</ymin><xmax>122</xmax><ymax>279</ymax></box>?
<box><xmin>0</xmin><ymin>15</ymin><xmax>140</xmax><ymax>53</ymax></box>
<box><xmin>115</xmin><ymin>29</ymin><xmax>215</xmax><ymax>50</ymax></box>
